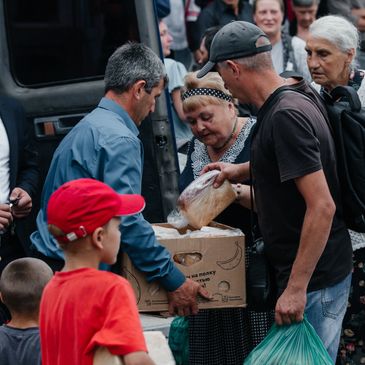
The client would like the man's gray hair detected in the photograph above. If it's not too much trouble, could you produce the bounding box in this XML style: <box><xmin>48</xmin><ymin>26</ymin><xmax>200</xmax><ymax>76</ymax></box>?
<box><xmin>309</xmin><ymin>15</ymin><xmax>359</xmax><ymax>55</ymax></box>
<box><xmin>219</xmin><ymin>51</ymin><xmax>274</xmax><ymax>72</ymax></box>
<box><xmin>104</xmin><ymin>42</ymin><xmax>168</xmax><ymax>94</ymax></box>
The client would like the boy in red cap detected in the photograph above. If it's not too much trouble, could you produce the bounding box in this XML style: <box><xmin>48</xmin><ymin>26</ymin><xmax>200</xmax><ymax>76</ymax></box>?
<box><xmin>39</xmin><ymin>178</ymin><xmax>155</xmax><ymax>365</ymax></box>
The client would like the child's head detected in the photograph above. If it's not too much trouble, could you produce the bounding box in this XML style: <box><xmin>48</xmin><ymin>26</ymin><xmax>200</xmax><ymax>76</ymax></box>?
<box><xmin>0</xmin><ymin>258</ymin><xmax>53</xmax><ymax>317</ymax></box>
<box><xmin>159</xmin><ymin>19</ymin><xmax>173</xmax><ymax>57</ymax></box>
<box><xmin>47</xmin><ymin>178</ymin><xmax>145</xmax><ymax>264</ymax></box>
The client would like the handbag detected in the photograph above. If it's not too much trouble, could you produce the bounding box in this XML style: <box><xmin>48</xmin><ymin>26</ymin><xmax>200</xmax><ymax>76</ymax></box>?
<box><xmin>247</xmin><ymin>236</ymin><xmax>277</xmax><ymax>311</ymax></box>
<box><xmin>246</xmin><ymin>171</ymin><xmax>277</xmax><ymax>311</ymax></box>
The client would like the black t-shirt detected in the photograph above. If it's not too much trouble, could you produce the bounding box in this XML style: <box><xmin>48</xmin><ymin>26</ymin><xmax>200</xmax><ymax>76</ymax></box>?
<box><xmin>0</xmin><ymin>325</ymin><xmax>41</xmax><ymax>365</ymax></box>
<box><xmin>251</xmin><ymin>79</ymin><xmax>352</xmax><ymax>292</ymax></box>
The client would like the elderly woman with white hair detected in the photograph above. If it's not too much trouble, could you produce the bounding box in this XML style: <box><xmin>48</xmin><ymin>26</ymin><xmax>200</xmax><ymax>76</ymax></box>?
<box><xmin>306</xmin><ymin>15</ymin><xmax>365</xmax><ymax>364</ymax></box>
<box><xmin>307</xmin><ymin>15</ymin><xmax>365</xmax><ymax>101</ymax></box>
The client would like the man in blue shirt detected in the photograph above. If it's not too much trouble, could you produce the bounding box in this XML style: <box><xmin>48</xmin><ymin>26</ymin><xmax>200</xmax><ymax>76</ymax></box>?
<box><xmin>31</xmin><ymin>42</ymin><xmax>209</xmax><ymax>315</ymax></box>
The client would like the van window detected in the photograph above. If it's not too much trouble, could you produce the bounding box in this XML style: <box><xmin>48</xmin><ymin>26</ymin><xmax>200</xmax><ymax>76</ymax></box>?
<box><xmin>4</xmin><ymin>0</ymin><xmax>140</xmax><ymax>87</ymax></box>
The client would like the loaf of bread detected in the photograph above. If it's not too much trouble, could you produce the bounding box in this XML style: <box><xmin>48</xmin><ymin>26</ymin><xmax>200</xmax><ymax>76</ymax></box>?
<box><xmin>177</xmin><ymin>170</ymin><xmax>237</xmax><ymax>229</ymax></box>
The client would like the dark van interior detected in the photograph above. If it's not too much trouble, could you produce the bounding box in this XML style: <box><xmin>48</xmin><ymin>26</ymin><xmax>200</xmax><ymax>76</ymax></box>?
<box><xmin>0</xmin><ymin>0</ymin><xmax>180</xmax><ymax>238</ymax></box>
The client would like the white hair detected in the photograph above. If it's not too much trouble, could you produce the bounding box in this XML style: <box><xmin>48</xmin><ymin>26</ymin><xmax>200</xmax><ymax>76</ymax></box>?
<box><xmin>309</xmin><ymin>15</ymin><xmax>359</xmax><ymax>55</ymax></box>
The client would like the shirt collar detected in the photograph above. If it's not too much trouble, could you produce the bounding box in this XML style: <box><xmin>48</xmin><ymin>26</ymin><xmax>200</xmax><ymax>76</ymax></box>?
<box><xmin>98</xmin><ymin>97</ymin><xmax>139</xmax><ymax>136</ymax></box>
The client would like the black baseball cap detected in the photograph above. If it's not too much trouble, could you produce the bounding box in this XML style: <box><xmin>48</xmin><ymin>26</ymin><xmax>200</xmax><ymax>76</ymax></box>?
<box><xmin>197</xmin><ymin>21</ymin><xmax>272</xmax><ymax>78</ymax></box>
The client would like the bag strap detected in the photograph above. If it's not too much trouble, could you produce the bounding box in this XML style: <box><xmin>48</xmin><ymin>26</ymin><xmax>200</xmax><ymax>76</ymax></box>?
<box><xmin>249</xmin><ymin>162</ymin><xmax>260</xmax><ymax>245</ymax></box>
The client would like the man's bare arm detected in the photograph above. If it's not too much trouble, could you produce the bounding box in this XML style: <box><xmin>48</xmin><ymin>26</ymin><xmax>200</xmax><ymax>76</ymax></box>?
<box><xmin>275</xmin><ymin>170</ymin><xmax>336</xmax><ymax>325</ymax></box>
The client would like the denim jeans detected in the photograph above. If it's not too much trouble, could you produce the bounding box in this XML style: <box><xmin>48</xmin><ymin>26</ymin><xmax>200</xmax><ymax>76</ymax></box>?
<box><xmin>305</xmin><ymin>273</ymin><xmax>352</xmax><ymax>363</ymax></box>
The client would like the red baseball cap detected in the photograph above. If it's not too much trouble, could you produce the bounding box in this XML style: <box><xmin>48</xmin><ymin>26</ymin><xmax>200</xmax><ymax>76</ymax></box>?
<box><xmin>47</xmin><ymin>178</ymin><xmax>145</xmax><ymax>243</ymax></box>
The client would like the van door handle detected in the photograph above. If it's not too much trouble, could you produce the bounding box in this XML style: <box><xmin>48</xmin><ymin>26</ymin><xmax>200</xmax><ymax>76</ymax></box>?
<box><xmin>34</xmin><ymin>114</ymin><xmax>85</xmax><ymax>138</ymax></box>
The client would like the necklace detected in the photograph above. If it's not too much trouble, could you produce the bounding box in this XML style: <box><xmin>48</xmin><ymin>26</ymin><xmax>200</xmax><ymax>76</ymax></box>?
<box><xmin>212</xmin><ymin>116</ymin><xmax>239</xmax><ymax>152</ymax></box>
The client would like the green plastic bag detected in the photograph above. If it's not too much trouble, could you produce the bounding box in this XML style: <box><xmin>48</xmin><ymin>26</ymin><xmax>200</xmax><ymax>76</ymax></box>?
<box><xmin>244</xmin><ymin>317</ymin><xmax>333</xmax><ymax>365</ymax></box>
<box><xmin>168</xmin><ymin>316</ymin><xmax>189</xmax><ymax>365</ymax></box>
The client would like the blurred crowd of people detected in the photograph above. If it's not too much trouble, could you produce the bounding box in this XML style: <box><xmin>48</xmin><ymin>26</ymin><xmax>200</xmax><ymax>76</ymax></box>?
<box><xmin>158</xmin><ymin>0</ymin><xmax>365</xmax><ymax>75</ymax></box>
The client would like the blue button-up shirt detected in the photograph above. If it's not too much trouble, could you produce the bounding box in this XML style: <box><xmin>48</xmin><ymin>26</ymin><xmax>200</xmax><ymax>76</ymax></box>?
<box><xmin>31</xmin><ymin>97</ymin><xmax>185</xmax><ymax>291</ymax></box>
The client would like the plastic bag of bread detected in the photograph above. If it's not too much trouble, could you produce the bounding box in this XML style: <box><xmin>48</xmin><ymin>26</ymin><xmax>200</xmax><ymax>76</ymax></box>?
<box><xmin>176</xmin><ymin>170</ymin><xmax>237</xmax><ymax>229</ymax></box>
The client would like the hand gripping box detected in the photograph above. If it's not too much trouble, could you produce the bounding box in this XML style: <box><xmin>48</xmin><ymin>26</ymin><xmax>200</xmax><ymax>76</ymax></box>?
<box><xmin>122</xmin><ymin>222</ymin><xmax>246</xmax><ymax>312</ymax></box>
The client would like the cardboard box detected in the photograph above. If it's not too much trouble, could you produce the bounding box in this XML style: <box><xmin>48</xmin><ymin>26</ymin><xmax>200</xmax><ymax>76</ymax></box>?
<box><xmin>122</xmin><ymin>222</ymin><xmax>246</xmax><ymax>312</ymax></box>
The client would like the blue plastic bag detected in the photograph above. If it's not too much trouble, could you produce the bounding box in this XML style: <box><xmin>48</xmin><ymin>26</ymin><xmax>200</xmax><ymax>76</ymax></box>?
<box><xmin>168</xmin><ymin>316</ymin><xmax>189</xmax><ymax>365</ymax></box>
<box><xmin>244</xmin><ymin>317</ymin><xmax>333</xmax><ymax>365</ymax></box>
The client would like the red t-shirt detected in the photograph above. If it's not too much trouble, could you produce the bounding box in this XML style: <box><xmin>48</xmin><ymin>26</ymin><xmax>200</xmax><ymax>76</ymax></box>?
<box><xmin>40</xmin><ymin>268</ymin><xmax>147</xmax><ymax>365</ymax></box>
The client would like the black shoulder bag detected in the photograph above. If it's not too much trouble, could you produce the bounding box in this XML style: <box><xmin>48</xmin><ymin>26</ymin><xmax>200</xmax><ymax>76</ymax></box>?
<box><xmin>246</xmin><ymin>165</ymin><xmax>277</xmax><ymax>312</ymax></box>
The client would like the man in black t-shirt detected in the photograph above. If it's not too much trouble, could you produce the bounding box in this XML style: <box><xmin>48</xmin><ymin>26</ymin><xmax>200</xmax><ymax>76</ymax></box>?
<box><xmin>197</xmin><ymin>21</ymin><xmax>352</xmax><ymax>363</ymax></box>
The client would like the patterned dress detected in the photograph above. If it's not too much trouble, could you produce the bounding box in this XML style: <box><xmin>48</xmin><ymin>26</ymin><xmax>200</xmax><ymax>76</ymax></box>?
<box><xmin>179</xmin><ymin>118</ymin><xmax>274</xmax><ymax>365</ymax></box>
